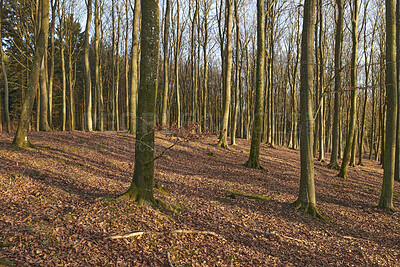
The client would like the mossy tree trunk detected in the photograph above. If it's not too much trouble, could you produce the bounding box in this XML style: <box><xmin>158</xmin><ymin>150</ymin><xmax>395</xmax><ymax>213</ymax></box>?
<box><xmin>379</xmin><ymin>0</ymin><xmax>397</xmax><ymax>211</ymax></box>
<box><xmin>245</xmin><ymin>0</ymin><xmax>265</xmax><ymax>169</ymax></box>
<box><xmin>293</xmin><ymin>0</ymin><xmax>325</xmax><ymax>220</ymax></box>
<box><xmin>122</xmin><ymin>0</ymin><xmax>159</xmax><ymax>205</ymax></box>
<box><xmin>217</xmin><ymin>0</ymin><xmax>233</xmax><ymax>148</ymax></box>
<box><xmin>328</xmin><ymin>0</ymin><xmax>344</xmax><ymax>170</ymax></box>
<box><xmin>13</xmin><ymin>0</ymin><xmax>49</xmax><ymax>147</ymax></box>
<box><xmin>338</xmin><ymin>0</ymin><xmax>359</xmax><ymax>179</ymax></box>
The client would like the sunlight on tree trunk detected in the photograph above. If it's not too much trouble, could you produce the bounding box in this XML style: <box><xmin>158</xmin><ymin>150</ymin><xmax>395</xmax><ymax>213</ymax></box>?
<box><xmin>292</xmin><ymin>0</ymin><xmax>327</xmax><ymax>221</ymax></box>
<box><xmin>120</xmin><ymin>0</ymin><xmax>159</xmax><ymax>205</ymax></box>
<box><xmin>244</xmin><ymin>0</ymin><xmax>265</xmax><ymax>169</ymax></box>
<box><xmin>13</xmin><ymin>0</ymin><xmax>49</xmax><ymax>147</ymax></box>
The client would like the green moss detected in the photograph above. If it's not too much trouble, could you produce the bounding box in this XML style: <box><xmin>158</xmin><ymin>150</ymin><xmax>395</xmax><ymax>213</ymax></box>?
<box><xmin>154</xmin><ymin>183</ymin><xmax>169</xmax><ymax>195</ymax></box>
<box><xmin>0</xmin><ymin>243</ymin><xmax>13</xmax><ymax>249</ymax></box>
<box><xmin>218</xmin><ymin>198</ymin><xmax>232</xmax><ymax>203</ymax></box>
<box><xmin>317</xmin><ymin>197</ymin><xmax>332</xmax><ymax>203</ymax></box>
<box><xmin>55</xmin><ymin>159</ymin><xmax>84</xmax><ymax>167</ymax></box>
<box><xmin>206</xmin><ymin>152</ymin><xmax>215</xmax><ymax>157</ymax></box>
<box><xmin>27</xmin><ymin>170</ymin><xmax>44</xmax><ymax>180</ymax></box>
<box><xmin>332</xmin><ymin>184</ymin><xmax>343</xmax><ymax>189</ymax></box>
<box><xmin>228</xmin><ymin>190</ymin><xmax>270</xmax><ymax>202</ymax></box>
<box><xmin>0</xmin><ymin>258</ymin><xmax>15</xmax><ymax>267</ymax></box>
<box><xmin>61</xmin><ymin>146</ymin><xmax>80</xmax><ymax>153</ymax></box>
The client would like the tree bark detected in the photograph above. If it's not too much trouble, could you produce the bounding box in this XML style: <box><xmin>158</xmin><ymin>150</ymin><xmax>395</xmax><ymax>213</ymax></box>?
<box><xmin>121</xmin><ymin>0</ymin><xmax>159</xmax><ymax>205</ymax></box>
<box><xmin>128</xmin><ymin>0</ymin><xmax>140</xmax><ymax>134</ymax></box>
<box><xmin>0</xmin><ymin>0</ymin><xmax>10</xmax><ymax>132</ymax></box>
<box><xmin>292</xmin><ymin>0</ymin><xmax>326</xmax><ymax>220</ymax></box>
<box><xmin>230</xmin><ymin>0</ymin><xmax>240</xmax><ymax>145</ymax></box>
<box><xmin>379</xmin><ymin>0</ymin><xmax>397</xmax><ymax>211</ymax></box>
<box><xmin>161</xmin><ymin>0</ymin><xmax>170</xmax><ymax>127</ymax></box>
<box><xmin>217</xmin><ymin>0</ymin><xmax>233</xmax><ymax>148</ymax></box>
<box><xmin>13</xmin><ymin>0</ymin><xmax>49</xmax><ymax>147</ymax></box>
<box><xmin>84</xmin><ymin>0</ymin><xmax>93</xmax><ymax>131</ymax></box>
<box><xmin>338</xmin><ymin>0</ymin><xmax>359</xmax><ymax>179</ymax></box>
<box><xmin>328</xmin><ymin>0</ymin><xmax>343</xmax><ymax>170</ymax></box>
<box><xmin>244</xmin><ymin>0</ymin><xmax>265</xmax><ymax>169</ymax></box>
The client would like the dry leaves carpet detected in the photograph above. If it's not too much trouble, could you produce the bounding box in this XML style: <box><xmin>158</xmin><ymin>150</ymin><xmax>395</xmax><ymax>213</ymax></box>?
<box><xmin>0</xmin><ymin>131</ymin><xmax>399</xmax><ymax>266</ymax></box>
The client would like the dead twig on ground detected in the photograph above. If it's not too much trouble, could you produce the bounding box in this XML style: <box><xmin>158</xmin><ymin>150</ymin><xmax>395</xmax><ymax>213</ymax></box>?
<box><xmin>107</xmin><ymin>229</ymin><xmax>220</xmax><ymax>240</ymax></box>
<box><xmin>167</xmin><ymin>251</ymin><xmax>174</xmax><ymax>267</ymax></box>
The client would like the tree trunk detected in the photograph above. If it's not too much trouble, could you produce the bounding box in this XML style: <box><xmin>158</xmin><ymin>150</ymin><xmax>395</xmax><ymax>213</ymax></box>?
<box><xmin>230</xmin><ymin>0</ymin><xmax>240</xmax><ymax>145</ymax></box>
<box><xmin>84</xmin><ymin>0</ymin><xmax>93</xmax><ymax>131</ymax></box>
<box><xmin>245</xmin><ymin>0</ymin><xmax>265</xmax><ymax>169</ymax></box>
<box><xmin>128</xmin><ymin>0</ymin><xmax>140</xmax><ymax>134</ymax></box>
<box><xmin>13</xmin><ymin>0</ymin><xmax>49</xmax><ymax>147</ymax></box>
<box><xmin>95</xmin><ymin>0</ymin><xmax>103</xmax><ymax>131</ymax></box>
<box><xmin>174</xmin><ymin>0</ymin><xmax>181</xmax><ymax>128</ymax></box>
<box><xmin>0</xmin><ymin>0</ymin><xmax>10</xmax><ymax>132</ymax></box>
<box><xmin>39</xmin><ymin>55</ymin><xmax>51</xmax><ymax>131</ymax></box>
<box><xmin>217</xmin><ymin>0</ymin><xmax>233</xmax><ymax>148</ymax></box>
<box><xmin>317</xmin><ymin>0</ymin><xmax>325</xmax><ymax>162</ymax></box>
<box><xmin>394</xmin><ymin>0</ymin><xmax>400</xmax><ymax>182</ymax></box>
<box><xmin>122</xmin><ymin>0</ymin><xmax>159</xmax><ymax>205</ymax></box>
<box><xmin>338</xmin><ymin>0</ymin><xmax>359</xmax><ymax>179</ymax></box>
<box><xmin>379</xmin><ymin>0</ymin><xmax>397</xmax><ymax>211</ymax></box>
<box><xmin>48</xmin><ymin>0</ymin><xmax>57</xmax><ymax>129</ymax></box>
<box><xmin>161</xmin><ymin>0</ymin><xmax>170</xmax><ymax>127</ymax></box>
<box><xmin>328</xmin><ymin>0</ymin><xmax>343</xmax><ymax>170</ymax></box>
<box><xmin>293</xmin><ymin>0</ymin><xmax>326</xmax><ymax>220</ymax></box>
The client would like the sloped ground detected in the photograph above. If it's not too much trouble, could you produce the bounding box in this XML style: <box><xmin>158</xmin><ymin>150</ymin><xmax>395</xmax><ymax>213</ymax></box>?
<box><xmin>0</xmin><ymin>131</ymin><xmax>399</xmax><ymax>266</ymax></box>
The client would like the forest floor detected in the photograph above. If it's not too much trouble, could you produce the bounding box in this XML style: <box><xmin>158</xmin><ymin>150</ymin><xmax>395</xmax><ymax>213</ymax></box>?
<box><xmin>0</xmin><ymin>131</ymin><xmax>399</xmax><ymax>266</ymax></box>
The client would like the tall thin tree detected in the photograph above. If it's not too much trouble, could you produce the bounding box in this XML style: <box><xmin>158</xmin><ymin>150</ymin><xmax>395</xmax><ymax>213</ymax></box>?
<box><xmin>120</xmin><ymin>0</ymin><xmax>159</xmax><ymax>204</ymax></box>
<box><xmin>245</xmin><ymin>0</ymin><xmax>265</xmax><ymax>169</ymax></box>
<box><xmin>379</xmin><ymin>0</ymin><xmax>397</xmax><ymax>211</ymax></box>
<box><xmin>13</xmin><ymin>0</ymin><xmax>49</xmax><ymax>147</ymax></box>
<box><xmin>217</xmin><ymin>0</ymin><xmax>233</xmax><ymax>148</ymax></box>
<box><xmin>293</xmin><ymin>0</ymin><xmax>326</xmax><ymax>219</ymax></box>
<box><xmin>84</xmin><ymin>0</ymin><xmax>93</xmax><ymax>131</ymax></box>
<box><xmin>338</xmin><ymin>0</ymin><xmax>359</xmax><ymax>179</ymax></box>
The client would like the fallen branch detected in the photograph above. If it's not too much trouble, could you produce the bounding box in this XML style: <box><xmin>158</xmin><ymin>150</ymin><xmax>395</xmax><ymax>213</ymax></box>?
<box><xmin>265</xmin><ymin>231</ymin><xmax>307</xmax><ymax>244</ymax></box>
<box><xmin>167</xmin><ymin>251</ymin><xmax>174</xmax><ymax>267</ymax></box>
<box><xmin>107</xmin><ymin>229</ymin><xmax>220</xmax><ymax>240</ymax></box>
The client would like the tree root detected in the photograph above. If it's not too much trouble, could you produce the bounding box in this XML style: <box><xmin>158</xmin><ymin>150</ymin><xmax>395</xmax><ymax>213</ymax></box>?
<box><xmin>216</xmin><ymin>141</ymin><xmax>230</xmax><ymax>149</ymax></box>
<box><xmin>337</xmin><ymin>170</ymin><xmax>347</xmax><ymax>179</ymax></box>
<box><xmin>265</xmin><ymin>231</ymin><xmax>307</xmax><ymax>244</ymax></box>
<box><xmin>377</xmin><ymin>200</ymin><xmax>396</xmax><ymax>212</ymax></box>
<box><xmin>327</xmin><ymin>162</ymin><xmax>340</xmax><ymax>170</ymax></box>
<box><xmin>244</xmin><ymin>159</ymin><xmax>264</xmax><ymax>170</ymax></box>
<box><xmin>291</xmin><ymin>199</ymin><xmax>330</xmax><ymax>222</ymax></box>
<box><xmin>11</xmin><ymin>140</ymin><xmax>34</xmax><ymax>149</ymax></box>
<box><xmin>167</xmin><ymin>251</ymin><xmax>174</xmax><ymax>267</ymax></box>
<box><xmin>117</xmin><ymin>187</ymin><xmax>176</xmax><ymax>213</ymax></box>
<box><xmin>107</xmin><ymin>229</ymin><xmax>220</xmax><ymax>240</ymax></box>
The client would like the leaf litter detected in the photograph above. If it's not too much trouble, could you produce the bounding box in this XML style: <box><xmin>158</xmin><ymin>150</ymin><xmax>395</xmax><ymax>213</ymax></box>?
<box><xmin>0</xmin><ymin>131</ymin><xmax>399</xmax><ymax>266</ymax></box>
